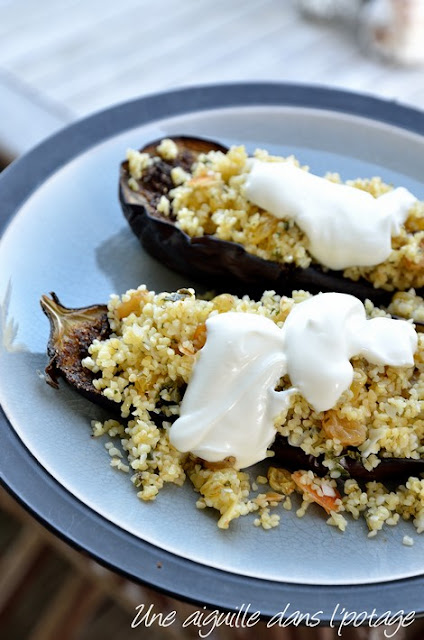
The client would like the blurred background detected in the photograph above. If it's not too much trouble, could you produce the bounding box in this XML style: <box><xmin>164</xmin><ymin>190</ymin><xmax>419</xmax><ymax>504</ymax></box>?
<box><xmin>1</xmin><ymin>0</ymin><xmax>424</xmax><ymax>638</ymax></box>
<box><xmin>0</xmin><ymin>0</ymin><xmax>424</xmax><ymax>163</ymax></box>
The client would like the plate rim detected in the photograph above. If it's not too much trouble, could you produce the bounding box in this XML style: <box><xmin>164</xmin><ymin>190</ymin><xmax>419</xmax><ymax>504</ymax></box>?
<box><xmin>1</xmin><ymin>81</ymin><xmax>424</xmax><ymax>621</ymax></box>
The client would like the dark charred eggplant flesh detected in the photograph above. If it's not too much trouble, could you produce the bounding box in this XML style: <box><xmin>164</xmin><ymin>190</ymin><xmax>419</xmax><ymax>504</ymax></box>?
<box><xmin>41</xmin><ymin>293</ymin><xmax>424</xmax><ymax>483</ymax></box>
<box><xmin>119</xmin><ymin>136</ymin><xmax>417</xmax><ymax>304</ymax></box>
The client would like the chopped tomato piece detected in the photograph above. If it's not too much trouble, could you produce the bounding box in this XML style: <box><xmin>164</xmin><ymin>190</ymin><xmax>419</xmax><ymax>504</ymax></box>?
<box><xmin>292</xmin><ymin>470</ymin><xmax>341</xmax><ymax>514</ymax></box>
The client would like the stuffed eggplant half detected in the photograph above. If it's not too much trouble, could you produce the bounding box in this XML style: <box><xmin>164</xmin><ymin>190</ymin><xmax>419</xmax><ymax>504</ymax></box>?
<box><xmin>41</xmin><ymin>285</ymin><xmax>424</xmax><ymax>535</ymax></box>
<box><xmin>119</xmin><ymin>137</ymin><xmax>424</xmax><ymax>304</ymax></box>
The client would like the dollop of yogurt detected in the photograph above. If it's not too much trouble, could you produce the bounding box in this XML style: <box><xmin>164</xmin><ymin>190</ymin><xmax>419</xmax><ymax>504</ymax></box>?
<box><xmin>169</xmin><ymin>313</ymin><xmax>295</xmax><ymax>469</ymax></box>
<box><xmin>244</xmin><ymin>160</ymin><xmax>417</xmax><ymax>270</ymax></box>
<box><xmin>283</xmin><ymin>293</ymin><xmax>417</xmax><ymax>413</ymax></box>
<box><xmin>169</xmin><ymin>293</ymin><xmax>417</xmax><ymax>469</ymax></box>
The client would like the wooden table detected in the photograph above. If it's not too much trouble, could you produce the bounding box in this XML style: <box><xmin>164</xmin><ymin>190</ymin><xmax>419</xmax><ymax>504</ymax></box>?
<box><xmin>0</xmin><ymin>0</ymin><xmax>423</xmax><ymax>161</ymax></box>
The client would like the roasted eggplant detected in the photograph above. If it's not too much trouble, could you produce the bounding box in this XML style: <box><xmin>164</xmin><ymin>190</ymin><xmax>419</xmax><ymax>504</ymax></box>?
<box><xmin>119</xmin><ymin>136</ymin><xmax>420</xmax><ymax>304</ymax></box>
<box><xmin>41</xmin><ymin>293</ymin><xmax>424</xmax><ymax>482</ymax></box>
<box><xmin>40</xmin><ymin>293</ymin><xmax>114</xmax><ymax>412</ymax></box>
<box><xmin>271</xmin><ymin>435</ymin><xmax>424</xmax><ymax>483</ymax></box>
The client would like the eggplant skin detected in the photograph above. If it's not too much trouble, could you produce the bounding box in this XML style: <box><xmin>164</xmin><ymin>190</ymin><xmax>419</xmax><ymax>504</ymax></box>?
<box><xmin>272</xmin><ymin>435</ymin><xmax>424</xmax><ymax>483</ymax></box>
<box><xmin>40</xmin><ymin>293</ymin><xmax>116</xmax><ymax>412</ymax></box>
<box><xmin>119</xmin><ymin>136</ymin><xmax>394</xmax><ymax>304</ymax></box>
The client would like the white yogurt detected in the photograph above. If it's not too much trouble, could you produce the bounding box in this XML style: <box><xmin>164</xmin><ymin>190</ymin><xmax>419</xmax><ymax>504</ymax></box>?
<box><xmin>283</xmin><ymin>293</ymin><xmax>417</xmax><ymax>413</ymax></box>
<box><xmin>169</xmin><ymin>294</ymin><xmax>417</xmax><ymax>469</ymax></box>
<box><xmin>244</xmin><ymin>160</ymin><xmax>417</xmax><ymax>270</ymax></box>
<box><xmin>169</xmin><ymin>313</ymin><xmax>295</xmax><ymax>469</ymax></box>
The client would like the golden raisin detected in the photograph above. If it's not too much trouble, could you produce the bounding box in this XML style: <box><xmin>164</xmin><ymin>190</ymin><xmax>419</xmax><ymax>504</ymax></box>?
<box><xmin>116</xmin><ymin>290</ymin><xmax>148</xmax><ymax>319</ymax></box>
<box><xmin>267</xmin><ymin>466</ymin><xmax>295</xmax><ymax>495</ymax></box>
<box><xmin>250</xmin><ymin>214</ymin><xmax>278</xmax><ymax>244</ymax></box>
<box><xmin>212</xmin><ymin>294</ymin><xmax>236</xmax><ymax>313</ymax></box>
<box><xmin>322</xmin><ymin>410</ymin><xmax>367</xmax><ymax>447</ymax></box>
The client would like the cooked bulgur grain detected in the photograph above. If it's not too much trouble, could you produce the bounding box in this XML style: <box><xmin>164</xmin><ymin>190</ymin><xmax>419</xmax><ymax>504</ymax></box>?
<box><xmin>156</xmin><ymin>138</ymin><xmax>179</xmax><ymax>161</ymax></box>
<box><xmin>83</xmin><ymin>285</ymin><xmax>424</xmax><ymax>533</ymax></box>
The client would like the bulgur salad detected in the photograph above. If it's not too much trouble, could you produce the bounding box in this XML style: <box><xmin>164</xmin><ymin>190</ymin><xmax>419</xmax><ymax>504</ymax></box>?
<box><xmin>45</xmin><ymin>283</ymin><xmax>424</xmax><ymax>537</ymax></box>
<box><xmin>124</xmin><ymin>137</ymin><xmax>424</xmax><ymax>292</ymax></box>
